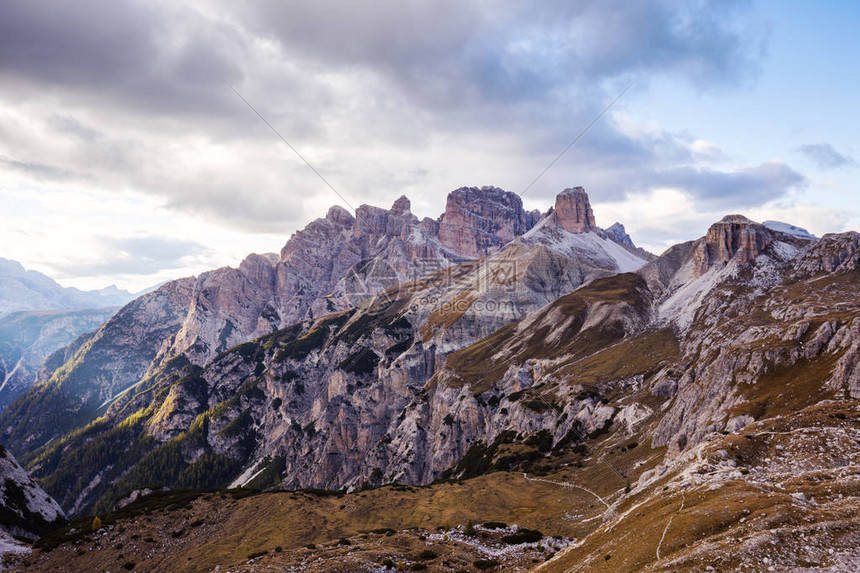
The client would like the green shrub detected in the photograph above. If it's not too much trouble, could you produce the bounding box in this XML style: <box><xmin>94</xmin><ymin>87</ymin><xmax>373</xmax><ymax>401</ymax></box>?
<box><xmin>501</xmin><ymin>528</ymin><xmax>543</xmax><ymax>544</ymax></box>
<box><xmin>524</xmin><ymin>430</ymin><xmax>553</xmax><ymax>453</ymax></box>
<box><xmin>523</xmin><ymin>400</ymin><xmax>553</xmax><ymax>412</ymax></box>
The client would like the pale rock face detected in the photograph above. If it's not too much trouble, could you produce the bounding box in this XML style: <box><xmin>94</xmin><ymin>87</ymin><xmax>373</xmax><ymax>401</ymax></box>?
<box><xmin>324</xmin><ymin>205</ymin><xmax>355</xmax><ymax>228</ymax></box>
<box><xmin>14</xmin><ymin>187</ymin><xmax>814</xmax><ymax>519</ymax></box>
<box><xmin>437</xmin><ymin>186</ymin><xmax>540</xmax><ymax>256</ymax></box>
<box><xmin>0</xmin><ymin>445</ymin><xmax>65</xmax><ymax>540</ymax></box>
<box><xmin>647</xmin><ymin>224</ymin><xmax>856</xmax><ymax>460</ymax></box>
<box><xmin>694</xmin><ymin>215</ymin><xmax>773</xmax><ymax>275</ymax></box>
<box><xmin>792</xmin><ymin>231</ymin><xmax>860</xmax><ymax>276</ymax></box>
<box><xmin>548</xmin><ymin>187</ymin><xmax>596</xmax><ymax>233</ymax></box>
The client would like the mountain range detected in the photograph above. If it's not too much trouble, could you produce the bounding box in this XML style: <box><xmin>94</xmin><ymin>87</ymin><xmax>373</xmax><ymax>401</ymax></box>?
<box><xmin>1</xmin><ymin>185</ymin><xmax>859</xmax><ymax>572</ymax></box>
<box><xmin>0</xmin><ymin>258</ymin><xmax>135</xmax><ymax>318</ymax></box>
<box><xmin>0</xmin><ymin>261</ymin><xmax>140</xmax><ymax>414</ymax></box>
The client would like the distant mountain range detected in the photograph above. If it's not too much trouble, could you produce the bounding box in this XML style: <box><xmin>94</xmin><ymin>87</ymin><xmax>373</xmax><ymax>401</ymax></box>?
<box><xmin>0</xmin><ymin>260</ymin><xmax>142</xmax><ymax>412</ymax></box>
<box><xmin>0</xmin><ymin>258</ymin><xmax>136</xmax><ymax>317</ymax></box>
<box><xmin>2</xmin><ymin>186</ymin><xmax>859</xmax><ymax>571</ymax></box>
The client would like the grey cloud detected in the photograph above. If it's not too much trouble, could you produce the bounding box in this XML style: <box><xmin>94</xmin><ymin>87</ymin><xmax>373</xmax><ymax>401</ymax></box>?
<box><xmin>46</xmin><ymin>236</ymin><xmax>212</xmax><ymax>278</ymax></box>
<box><xmin>159</xmin><ymin>174</ymin><xmax>320</xmax><ymax>235</ymax></box>
<box><xmin>0</xmin><ymin>0</ymin><xmax>786</xmax><ymax>240</ymax></box>
<box><xmin>657</xmin><ymin>161</ymin><xmax>806</xmax><ymax>207</ymax></box>
<box><xmin>242</xmin><ymin>0</ymin><xmax>765</xmax><ymax>107</ymax></box>
<box><xmin>796</xmin><ymin>143</ymin><xmax>856</xmax><ymax>169</ymax></box>
<box><xmin>533</xmin><ymin>158</ymin><xmax>804</xmax><ymax>214</ymax></box>
<box><xmin>0</xmin><ymin>156</ymin><xmax>80</xmax><ymax>182</ymax></box>
<box><xmin>0</xmin><ymin>1</ymin><xmax>768</xmax><ymax>131</ymax></box>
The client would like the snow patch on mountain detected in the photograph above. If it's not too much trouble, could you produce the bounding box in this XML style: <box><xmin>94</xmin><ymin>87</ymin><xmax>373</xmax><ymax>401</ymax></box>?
<box><xmin>763</xmin><ymin>220</ymin><xmax>817</xmax><ymax>240</ymax></box>
<box><xmin>658</xmin><ymin>265</ymin><xmax>725</xmax><ymax>331</ymax></box>
<box><xmin>522</xmin><ymin>225</ymin><xmax>648</xmax><ymax>273</ymax></box>
<box><xmin>770</xmin><ymin>240</ymin><xmax>802</xmax><ymax>261</ymax></box>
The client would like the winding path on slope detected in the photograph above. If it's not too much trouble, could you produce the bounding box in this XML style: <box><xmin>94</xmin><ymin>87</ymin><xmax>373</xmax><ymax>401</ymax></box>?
<box><xmin>522</xmin><ymin>473</ymin><xmax>610</xmax><ymax>509</ymax></box>
<box><xmin>655</xmin><ymin>491</ymin><xmax>685</xmax><ymax>562</ymax></box>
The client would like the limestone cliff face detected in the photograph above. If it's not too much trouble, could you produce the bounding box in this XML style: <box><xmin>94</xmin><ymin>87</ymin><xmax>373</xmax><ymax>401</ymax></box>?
<box><xmin>692</xmin><ymin>215</ymin><xmax>774</xmax><ymax>276</ymax></box>
<box><xmin>437</xmin><ymin>186</ymin><xmax>540</xmax><ymax>256</ymax></box>
<box><xmin>605</xmin><ymin>222</ymin><xmax>634</xmax><ymax>247</ymax></box>
<box><xmin>0</xmin><ymin>444</ymin><xmax>65</xmax><ymax>540</ymax></box>
<box><xmin>547</xmin><ymin>187</ymin><xmax>597</xmax><ymax>233</ymax></box>
<box><xmin>3</xmin><ymin>185</ymin><xmax>710</xmax><ymax>517</ymax></box>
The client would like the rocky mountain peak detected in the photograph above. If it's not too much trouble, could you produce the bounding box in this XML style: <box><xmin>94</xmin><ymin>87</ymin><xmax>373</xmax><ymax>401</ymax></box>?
<box><xmin>437</xmin><ymin>186</ymin><xmax>539</xmax><ymax>257</ymax></box>
<box><xmin>325</xmin><ymin>205</ymin><xmax>355</xmax><ymax>228</ymax></box>
<box><xmin>605</xmin><ymin>222</ymin><xmax>635</xmax><ymax>248</ymax></box>
<box><xmin>764</xmin><ymin>220</ymin><xmax>817</xmax><ymax>239</ymax></box>
<box><xmin>794</xmin><ymin>231</ymin><xmax>860</xmax><ymax>276</ymax></box>
<box><xmin>351</xmin><ymin>197</ymin><xmax>421</xmax><ymax>239</ymax></box>
<box><xmin>238</xmin><ymin>253</ymin><xmax>277</xmax><ymax>285</ymax></box>
<box><xmin>0</xmin><ymin>258</ymin><xmax>135</xmax><ymax>318</ymax></box>
<box><xmin>696</xmin><ymin>214</ymin><xmax>773</xmax><ymax>273</ymax></box>
<box><xmin>548</xmin><ymin>186</ymin><xmax>597</xmax><ymax>233</ymax></box>
<box><xmin>717</xmin><ymin>214</ymin><xmax>756</xmax><ymax>225</ymax></box>
<box><xmin>391</xmin><ymin>195</ymin><xmax>411</xmax><ymax>215</ymax></box>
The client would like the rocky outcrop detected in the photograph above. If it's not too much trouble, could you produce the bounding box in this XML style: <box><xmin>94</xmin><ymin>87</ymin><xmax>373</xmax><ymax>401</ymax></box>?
<box><xmin>605</xmin><ymin>222</ymin><xmax>634</xmax><ymax>247</ymax></box>
<box><xmin>0</xmin><ymin>444</ymin><xmax>64</xmax><ymax>540</ymax></box>
<box><xmin>692</xmin><ymin>215</ymin><xmax>774</xmax><ymax>275</ymax></box>
<box><xmin>19</xmin><ymin>190</ymin><xmax>656</xmax><ymax>514</ymax></box>
<box><xmin>793</xmin><ymin>231</ymin><xmax>860</xmax><ymax>276</ymax></box>
<box><xmin>546</xmin><ymin>187</ymin><xmax>596</xmax><ymax>234</ymax></box>
<box><xmin>0</xmin><ymin>187</ymin><xmax>545</xmax><ymax>454</ymax></box>
<box><xmin>438</xmin><ymin>186</ymin><xmax>540</xmax><ymax>256</ymax></box>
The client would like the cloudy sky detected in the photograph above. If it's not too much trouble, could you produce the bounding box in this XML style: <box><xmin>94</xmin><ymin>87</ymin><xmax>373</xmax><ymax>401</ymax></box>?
<box><xmin>1</xmin><ymin>0</ymin><xmax>857</xmax><ymax>291</ymax></box>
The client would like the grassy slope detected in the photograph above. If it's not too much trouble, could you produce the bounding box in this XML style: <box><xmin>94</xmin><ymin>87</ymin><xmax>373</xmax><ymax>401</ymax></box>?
<box><xmin>18</xmin><ymin>473</ymin><xmax>606</xmax><ymax>572</ymax></box>
<box><xmin>537</xmin><ymin>399</ymin><xmax>860</xmax><ymax>573</ymax></box>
